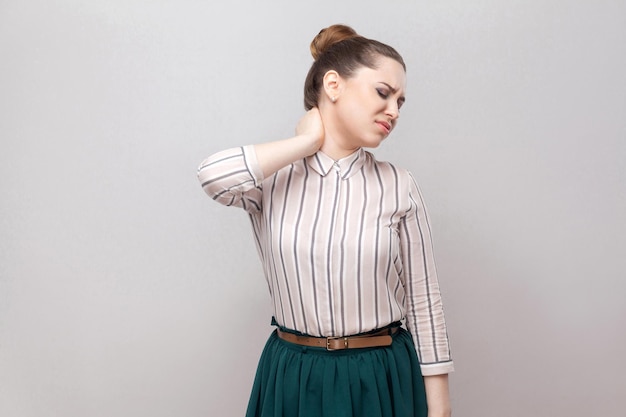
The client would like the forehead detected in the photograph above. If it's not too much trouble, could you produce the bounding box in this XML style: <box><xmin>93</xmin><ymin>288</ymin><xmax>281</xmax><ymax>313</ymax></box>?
<box><xmin>352</xmin><ymin>57</ymin><xmax>406</xmax><ymax>92</ymax></box>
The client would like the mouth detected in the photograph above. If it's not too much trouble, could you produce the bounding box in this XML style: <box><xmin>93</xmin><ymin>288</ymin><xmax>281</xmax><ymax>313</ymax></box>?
<box><xmin>376</xmin><ymin>121</ymin><xmax>391</xmax><ymax>134</ymax></box>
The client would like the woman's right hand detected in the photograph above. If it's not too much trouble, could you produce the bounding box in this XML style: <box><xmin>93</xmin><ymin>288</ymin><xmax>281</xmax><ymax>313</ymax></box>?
<box><xmin>254</xmin><ymin>108</ymin><xmax>326</xmax><ymax>178</ymax></box>
<box><xmin>295</xmin><ymin>108</ymin><xmax>325</xmax><ymax>155</ymax></box>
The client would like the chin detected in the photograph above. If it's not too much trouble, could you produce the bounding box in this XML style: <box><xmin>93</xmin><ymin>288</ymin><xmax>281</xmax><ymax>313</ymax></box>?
<box><xmin>361</xmin><ymin>137</ymin><xmax>386</xmax><ymax>149</ymax></box>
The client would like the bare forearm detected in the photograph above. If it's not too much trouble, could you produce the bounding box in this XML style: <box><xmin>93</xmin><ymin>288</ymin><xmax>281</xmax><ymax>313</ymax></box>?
<box><xmin>254</xmin><ymin>108</ymin><xmax>324</xmax><ymax>178</ymax></box>
<box><xmin>424</xmin><ymin>374</ymin><xmax>451</xmax><ymax>417</ymax></box>
<box><xmin>254</xmin><ymin>133</ymin><xmax>320</xmax><ymax>178</ymax></box>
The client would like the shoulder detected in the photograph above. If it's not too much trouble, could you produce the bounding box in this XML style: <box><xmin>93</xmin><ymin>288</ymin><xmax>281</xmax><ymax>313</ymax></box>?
<box><xmin>363</xmin><ymin>150</ymin><xmax>415</xmax><ymax>184</ymax></box>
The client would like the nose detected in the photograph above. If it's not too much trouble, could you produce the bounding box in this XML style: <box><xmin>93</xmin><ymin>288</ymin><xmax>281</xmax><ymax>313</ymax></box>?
<box><xmin>385</xmin><ymin>102</ymin><xmax>399</xmax><ymax>121</ymax></box>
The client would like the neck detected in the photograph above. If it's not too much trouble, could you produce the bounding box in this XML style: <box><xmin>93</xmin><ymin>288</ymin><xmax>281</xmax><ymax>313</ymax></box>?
<box><xmin>319</xmin><ymin>137</ymin><xmax>360</xmax><ymax>161</ymax></box>
<box><xmin>318</xmin><ymin>103</ymin><xmax>360</xmax><ymax>160</ymax></box>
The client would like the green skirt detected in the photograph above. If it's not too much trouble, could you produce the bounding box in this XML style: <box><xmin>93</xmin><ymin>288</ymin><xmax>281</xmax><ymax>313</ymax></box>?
<box><xmin>245</xmin><ymin>325</ymin><xmax>427</xmax><ymax>417</ymax></box>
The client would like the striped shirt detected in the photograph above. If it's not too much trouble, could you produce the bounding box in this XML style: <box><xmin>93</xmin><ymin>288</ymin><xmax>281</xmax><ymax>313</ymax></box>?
<box><xmin>198</xmin><ymin>145</ymin><xmax>453</xmax><ymax>375</ymax></box>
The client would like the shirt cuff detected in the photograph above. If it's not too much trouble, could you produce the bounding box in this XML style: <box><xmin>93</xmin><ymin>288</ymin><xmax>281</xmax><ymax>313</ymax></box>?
<box><xmin>420</xmin><ymin>360</ymin><xmax>455</xmax><ymax>376</ymax></box>
<box><xmin>242</xmin><ymin>145</ymin><xmax>264</xmax><ymax>186</ymax></box>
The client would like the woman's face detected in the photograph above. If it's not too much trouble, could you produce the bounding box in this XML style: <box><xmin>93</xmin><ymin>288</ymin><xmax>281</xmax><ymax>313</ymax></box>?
<box><xmin>332</xmin><ymin>56</ymin><xmax>406</xmax><ymax>151</ymax></box>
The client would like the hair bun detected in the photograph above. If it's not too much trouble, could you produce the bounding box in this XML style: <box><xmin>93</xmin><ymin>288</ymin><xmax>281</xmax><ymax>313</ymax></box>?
<box><xmin>310</xmin><ymin>24</ymin><xmax>359</xmax><ymax>60</ymax></box>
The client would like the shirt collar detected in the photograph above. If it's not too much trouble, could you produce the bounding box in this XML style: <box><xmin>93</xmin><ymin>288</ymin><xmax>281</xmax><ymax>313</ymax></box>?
<box><xmin>306</xmin><ymin>148</ymin><xmax>366</xmax><ymax>179</ymax></box>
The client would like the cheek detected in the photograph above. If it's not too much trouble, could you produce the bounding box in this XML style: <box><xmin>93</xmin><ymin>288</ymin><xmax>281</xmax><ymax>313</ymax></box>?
<box><xmin>341</xmin><ymin>105</ymin><xmax>368</xmax><ymax>132</ymax></box>
<box><xmin>344</xmin><ymin>97</ymin><xmax>370</xmax><ymax>119</ymax></box>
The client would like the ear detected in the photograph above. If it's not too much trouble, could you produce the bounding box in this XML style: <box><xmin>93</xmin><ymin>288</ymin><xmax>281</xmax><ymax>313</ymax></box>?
<box><xmin>323</xmin><ymin>70</ymin><xmax>342</xmax><ymax>103</ymax></box>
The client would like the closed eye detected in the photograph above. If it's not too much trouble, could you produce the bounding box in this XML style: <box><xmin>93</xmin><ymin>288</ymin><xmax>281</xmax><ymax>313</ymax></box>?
<box><xmin>376</xmin><ymin>88</ymin><xmax>389</xmax><ymax>99</ymax></box>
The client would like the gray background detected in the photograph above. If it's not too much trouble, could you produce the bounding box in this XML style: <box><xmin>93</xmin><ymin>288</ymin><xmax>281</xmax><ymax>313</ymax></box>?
<box><xmin>1</xmin><ymin>1</ymin><xmax>624</xmax><ymax>416</ymax></box>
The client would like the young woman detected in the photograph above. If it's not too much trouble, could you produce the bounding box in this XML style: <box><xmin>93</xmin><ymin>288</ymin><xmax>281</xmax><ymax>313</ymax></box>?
<box><xmin>198</xmin><ymin>24</ymin><xmax>454</xmax><ymax>417</ymax></box>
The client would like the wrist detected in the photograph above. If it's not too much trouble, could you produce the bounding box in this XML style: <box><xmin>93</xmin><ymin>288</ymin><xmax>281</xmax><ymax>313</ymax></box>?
<box><xmin>427</xmin><ymin>407</ymin><xmax>452</xmax><ymax>417</ymax></box>
<box><xmin>297</xmin><ymin>133</ymin><xmax>323</xmax><ymax>156</ymax></box>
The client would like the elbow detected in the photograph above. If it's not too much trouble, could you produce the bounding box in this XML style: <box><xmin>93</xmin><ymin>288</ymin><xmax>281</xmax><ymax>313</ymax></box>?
<box><xmin>197</xmin><ymin>165</ymin><xmax>220</xmax><ymax>200</ymax></box>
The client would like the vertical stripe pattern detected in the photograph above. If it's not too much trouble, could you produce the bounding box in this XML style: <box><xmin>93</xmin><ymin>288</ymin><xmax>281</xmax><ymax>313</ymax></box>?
<box><xmin>198</xmin><ymin>146</ymin><xmax>453</xmax><ymax>376</ymax></box>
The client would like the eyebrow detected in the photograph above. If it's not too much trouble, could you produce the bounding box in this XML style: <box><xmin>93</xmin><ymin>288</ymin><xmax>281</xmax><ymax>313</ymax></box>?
<box><xmin>380</xmin><ymin>82</ymin><xmax>397</xmax><ymax>93</ymax></box>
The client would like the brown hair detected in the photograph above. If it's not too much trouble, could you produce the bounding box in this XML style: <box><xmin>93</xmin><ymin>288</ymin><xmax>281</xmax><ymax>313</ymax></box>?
<box><xmin>304</xmin><ymin>24</ymin><xmax>406</xmax><ymax>110</ymax></box>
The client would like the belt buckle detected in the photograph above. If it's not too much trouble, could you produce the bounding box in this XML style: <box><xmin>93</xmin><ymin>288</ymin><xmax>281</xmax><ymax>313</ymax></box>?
<box><xmin>326</xmin><ymin>336</ymin><xmax>349</xmax><ymax>351</ymax></box>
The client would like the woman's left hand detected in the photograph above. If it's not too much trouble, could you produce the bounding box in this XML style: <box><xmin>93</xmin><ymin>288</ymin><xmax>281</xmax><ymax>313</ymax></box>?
<box><xmin>424</xmin><ymin>374</ymin><xmax>452</xmax><ymax>417</ymax></box>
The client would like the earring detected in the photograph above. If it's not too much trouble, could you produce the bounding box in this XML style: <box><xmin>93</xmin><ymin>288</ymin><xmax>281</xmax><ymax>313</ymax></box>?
<box><xmin>331</xmin><ymin>96</ymin><xmax>337</xmax><ymax>103</ymax></box>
